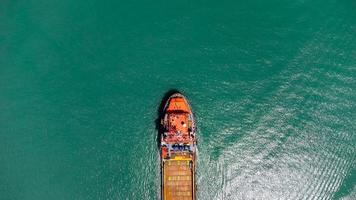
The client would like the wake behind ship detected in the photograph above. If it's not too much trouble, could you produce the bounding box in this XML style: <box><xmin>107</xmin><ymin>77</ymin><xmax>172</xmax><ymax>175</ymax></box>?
<box><xmin>160</xmin><ymin>93</ymin><xmax>197</xmax><ymax>200</ymax></box>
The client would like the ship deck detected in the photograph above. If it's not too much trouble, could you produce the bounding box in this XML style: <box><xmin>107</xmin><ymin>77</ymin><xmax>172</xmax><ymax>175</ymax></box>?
<box><xmin>161</xmin><ymin>93</ymin><xmax>196</xmax><ymax>200</ymax></box>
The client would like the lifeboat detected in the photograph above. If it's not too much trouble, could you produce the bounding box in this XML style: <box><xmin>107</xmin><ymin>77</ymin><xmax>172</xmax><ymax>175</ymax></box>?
<box><xmin>160</xmin><ymin>92</ymin><xmax>197</xmax><ymax>200</ymax></box>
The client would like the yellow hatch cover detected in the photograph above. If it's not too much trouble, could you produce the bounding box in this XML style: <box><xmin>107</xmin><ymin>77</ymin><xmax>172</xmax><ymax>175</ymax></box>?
<box><xmin>163</xmin><ymin>159</ymin><xmax>195</xmax><ymax>200</ymax></box>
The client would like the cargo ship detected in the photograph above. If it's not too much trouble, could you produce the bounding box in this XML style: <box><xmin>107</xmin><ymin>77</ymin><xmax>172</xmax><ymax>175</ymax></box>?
<box><xmin>160</xmin><ymin>93</ymin><xmax>197</xmax><ymax>200</ymax></box>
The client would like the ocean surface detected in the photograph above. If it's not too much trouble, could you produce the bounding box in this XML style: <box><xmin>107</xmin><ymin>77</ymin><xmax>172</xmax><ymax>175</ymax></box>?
<box><xmin>0</xmin><ymin>0</ymin><xmax>355</xmax><ymax>199</ymax></box>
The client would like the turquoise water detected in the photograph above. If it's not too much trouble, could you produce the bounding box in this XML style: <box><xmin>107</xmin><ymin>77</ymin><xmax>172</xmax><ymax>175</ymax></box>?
<box><xmin>1</xmin><ymin>0</ymin><xmax>355</xmax><ymax>199</ymax></box>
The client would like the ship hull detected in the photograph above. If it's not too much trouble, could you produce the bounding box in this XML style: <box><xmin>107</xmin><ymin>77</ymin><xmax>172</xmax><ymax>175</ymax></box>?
<box><xmin>160</xmin><ymin>93</ymin><xmax>197</xmax><ymax>200</ymax></box>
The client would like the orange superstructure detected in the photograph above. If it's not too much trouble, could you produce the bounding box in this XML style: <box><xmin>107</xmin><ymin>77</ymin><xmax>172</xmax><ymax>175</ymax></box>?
<box><xmin>160</xmin><ymin>93</ymin><xmax>197</xmax><ymax>200</ymax></box>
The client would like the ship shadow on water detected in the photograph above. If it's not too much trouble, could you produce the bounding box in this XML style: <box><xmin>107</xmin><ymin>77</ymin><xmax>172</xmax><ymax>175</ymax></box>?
<box><xmin>155</xmin><ymin>89</ymin><xmax>181</xmax><ymax>149</ymax></box>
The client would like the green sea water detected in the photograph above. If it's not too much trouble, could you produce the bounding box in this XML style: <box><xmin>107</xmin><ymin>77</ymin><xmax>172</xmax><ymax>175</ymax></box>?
<box><xmin>1</xmin><ymin>0</ymin><xmax>355</xmax><ymax>199</ymax></box>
